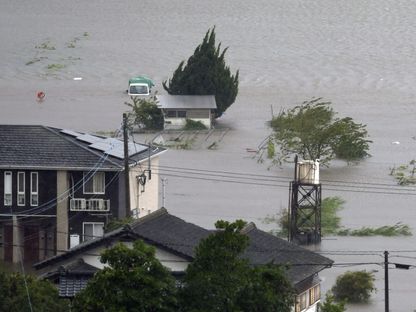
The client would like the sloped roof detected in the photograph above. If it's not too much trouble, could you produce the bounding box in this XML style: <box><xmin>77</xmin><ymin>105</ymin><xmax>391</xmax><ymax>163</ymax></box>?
<box><xmin>241</xmin><ymin>223</ymin><xmax>333</xmax><ymax>285</ymax></box>
<box><xmin>0</xmin><ymin>125</ymin><xmax>165</xmax><ymax>170</ymax></box>
<box><xmin>34</xmin><ymin>208</ymin><xmax>332</xmax><ymax>285</ymax></box>
<box><xmin>157</xmin><ymin>95</ymin><xmax>217</xmax><ymax>109</ymax></box>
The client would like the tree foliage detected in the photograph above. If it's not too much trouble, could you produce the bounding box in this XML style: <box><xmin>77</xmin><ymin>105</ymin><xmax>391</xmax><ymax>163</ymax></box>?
<box><xmin>390</xmin><ymin>160</ymin><xmax>416</xmax><ymax>185</ymax></box>
<box><xmin>331</xmin><ymin>271</ymin><xmax>376</xmax><ymax>303</ymax></box>
<box><xmin>318</xmin><ymin>293</ymin><xmax>346</xmax><ymax>312</ymax></box>
<box><xmin>268</xmin><ymin>98</ymin><xmax>371</xmax><ymax>166</ymax></box>
<box><xmin>73</xmin><ymin>240</ymin><xmax>177</xmax><ymax>312</ymax></box>
<box><xmin>0</xmin><ymin>271</ymin><xmax>69</xmax><ymax>312</ymax></box>
<box><xmin>163</xmin><ymin>28</ymin><xmax>239</xmax><ymax>118</ymax></box>
<box><xmin>125</xmin><ymin>96</ymin><xmax>164</xmax><ymax>130</ymax></box>
<box><xmin>179</xmin><ymin>220</ymin><xmax>294</xmax><ymax>312</ymax></box>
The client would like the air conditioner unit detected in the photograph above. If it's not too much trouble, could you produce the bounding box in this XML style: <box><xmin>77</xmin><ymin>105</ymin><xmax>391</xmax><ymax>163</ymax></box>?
<box><xmin>70</xmin><ymin>198</ymin><xmax>86</xmax><ymax>210</ymax></box>
<box><xmin>88</xmin><ymin>199</ymin><xmax>104</xmax><ymax>211</ymax></box>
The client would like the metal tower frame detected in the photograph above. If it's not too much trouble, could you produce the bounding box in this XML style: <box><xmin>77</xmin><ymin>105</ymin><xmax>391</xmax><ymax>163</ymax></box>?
<box><xmin>289</xmin><ymin>181</ymin><xmax>322</xmax><ymax>245</ymax></box>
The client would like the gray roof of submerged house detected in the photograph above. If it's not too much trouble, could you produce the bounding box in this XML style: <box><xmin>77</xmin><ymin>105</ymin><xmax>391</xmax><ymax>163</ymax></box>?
<box><xmin>0</xmin><ymin>125</ymin><xmax>165</xmax><ymax>170</ymax></box>
<box><xmin>34</xmin><ymin>208</ymin><xmax>332</xmax><ymax>285</ymax></box>
<box><xmin>156</xmin><ymin>95</ymin><xmax>217</xmax><ymax>109</ymax></box>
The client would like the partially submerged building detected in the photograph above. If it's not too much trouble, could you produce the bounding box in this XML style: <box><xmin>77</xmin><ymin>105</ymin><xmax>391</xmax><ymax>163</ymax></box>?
<box><xmin>157</xmin><ymin>95</ymin><xmax>217</xmax><ymax>130</ymax></box>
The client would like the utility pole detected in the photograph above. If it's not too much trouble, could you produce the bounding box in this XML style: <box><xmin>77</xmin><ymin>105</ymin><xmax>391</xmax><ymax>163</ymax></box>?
<box><xmin>123</xmin><ymin>113</ymin><xmax>130</xmax><ymax>217</ymax></box>
<box><xmin>384</xmin><ymin>250</ymin><xmax>389</xmax><ymax>312</ymax></box>
<box><xmin>161</xmin><ymin>177</ymin><xmax>167</xmax><ymax>208</ymax></box>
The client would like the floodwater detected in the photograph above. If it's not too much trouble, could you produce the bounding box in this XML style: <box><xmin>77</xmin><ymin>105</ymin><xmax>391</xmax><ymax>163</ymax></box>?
<box><xmin>1</xmin><ymin>0</ymin><xmax>416</xmax><ymax>310</ymax></box>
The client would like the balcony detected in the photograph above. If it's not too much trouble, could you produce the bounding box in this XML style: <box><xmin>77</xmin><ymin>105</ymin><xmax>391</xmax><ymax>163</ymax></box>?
<box><xmin>70</xmin><ymin>198</ymin><xmax>110</xmax><ymax>212</ymax></box>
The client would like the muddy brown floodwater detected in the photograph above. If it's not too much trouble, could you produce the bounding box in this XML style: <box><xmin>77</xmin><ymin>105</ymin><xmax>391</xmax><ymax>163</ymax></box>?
<box><xmin>2</xmin><ymin>0</ymin><xmax>416</xmax><ymax>310</ymax></box>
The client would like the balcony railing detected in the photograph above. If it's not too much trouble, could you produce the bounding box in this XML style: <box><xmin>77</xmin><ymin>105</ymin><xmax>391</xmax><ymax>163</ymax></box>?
<box><xmin>70</xmin><ymin>198</ymin><xmax>110</xmax><ymax>212</ymax></box>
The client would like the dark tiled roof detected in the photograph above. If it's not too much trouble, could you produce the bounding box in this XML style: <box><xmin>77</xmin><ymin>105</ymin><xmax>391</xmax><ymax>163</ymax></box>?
<box><xmin>241</xmin><ymin>223</ymin><xmax>333</xmax><ymax>284</ymax></box>
<box><xmin>34</xmin><ymin>208</ymin><xmax>332</xmax><ymax>286</ymax></box>
<box><xmin>130</xmin><ymin>208</ymin><xmax>211</xmax><ymax>259</ymax></box>
<box><xmin>0</xmin><ymin>125</ymin><xmax>165</xmax><ymax>170</ymax></box>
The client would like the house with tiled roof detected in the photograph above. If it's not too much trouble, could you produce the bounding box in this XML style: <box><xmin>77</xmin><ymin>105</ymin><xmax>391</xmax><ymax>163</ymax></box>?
<box><xmin>34</xmin><ymin>208</ymin><xmax>333</xmax><ymax>312</ymax></box>
<box><xmin>0</xmin><ymin>125</ymin><xmax>165</xmax><ymax>264</ymax></box>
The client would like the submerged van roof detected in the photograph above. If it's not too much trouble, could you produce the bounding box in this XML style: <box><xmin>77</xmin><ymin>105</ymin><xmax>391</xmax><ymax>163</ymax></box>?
<box><xmin>128</xmin><ymin>76</ymin><xmax>155</xmax><ymax>87</ymax></box>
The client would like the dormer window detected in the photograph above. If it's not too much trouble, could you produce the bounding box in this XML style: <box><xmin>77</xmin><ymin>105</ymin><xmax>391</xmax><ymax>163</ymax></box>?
<box><xmin>83</xmin><ymin>172</ymin><xmax>105</xmax><ymax>194</ymax></box>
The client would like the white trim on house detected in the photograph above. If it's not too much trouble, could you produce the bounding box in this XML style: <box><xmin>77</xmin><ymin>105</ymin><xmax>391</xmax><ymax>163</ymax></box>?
<box><xmin>83</xmin><ymin>172</ymin><xmax>105</xmax><ymax>194</ymax></box>
<box><xmin>82</xmin><ymin>222</ymin><xmax>104</xmax><ymax>242</ymax></box>
<box><xmin>17</xmin><ymin>172</ymin><xmax>25</xmax><ymax>206</ymax></box>
<box><xmin>30</xmin><ymin>172</ymin><xmax>39</xmax><ymax>206</ymax></box>
<box><xmin>4</xmin><ymin>171</ymin><xmax>12</xmax><ymax>206</ymax></box>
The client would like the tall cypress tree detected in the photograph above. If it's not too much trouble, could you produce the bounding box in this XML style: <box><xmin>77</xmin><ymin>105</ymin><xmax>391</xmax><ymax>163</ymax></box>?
<box><xmin>163</xmin><ymin>28</ymin><xmax>239</xmax><ymax>118</ymax></box>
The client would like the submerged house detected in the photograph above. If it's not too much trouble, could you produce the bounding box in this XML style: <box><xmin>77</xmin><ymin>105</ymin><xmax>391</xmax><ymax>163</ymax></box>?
<box><xmin>0</xmin><ymin>125</ymin><xmax>165</xmax><ymax>264</ymax></box>
<box><xmin>34</xmin><ymin>208</ymin><xmax>333</xmax><ymax>312</ymax></box>
<box><xmin>156</xmin><ymin>95</ymin><xmax>217</xmax><ymax>130</ymax></box>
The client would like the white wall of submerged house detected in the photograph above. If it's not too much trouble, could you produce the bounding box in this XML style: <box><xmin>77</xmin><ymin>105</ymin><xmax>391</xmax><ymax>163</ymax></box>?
<box><xmin>164</xmin><ymin>117</ymin><xmax>212</xmax><ymax>130</ymax></box>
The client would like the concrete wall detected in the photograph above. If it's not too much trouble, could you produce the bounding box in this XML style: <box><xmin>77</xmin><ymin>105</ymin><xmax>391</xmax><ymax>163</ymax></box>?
<box><xmin>56</xmin><ymin>171</ymin><xmax>69</xmax><ymax>254</ymax></box>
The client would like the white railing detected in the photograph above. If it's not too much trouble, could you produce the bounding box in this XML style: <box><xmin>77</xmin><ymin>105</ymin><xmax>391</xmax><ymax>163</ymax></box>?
<box><xmin>70</xmin><ymin>198</ymin><xmax>110</xmax><ymax>212</ymax></box>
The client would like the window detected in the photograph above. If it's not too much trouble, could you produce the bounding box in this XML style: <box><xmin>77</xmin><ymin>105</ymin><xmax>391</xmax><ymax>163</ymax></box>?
<box><xmin>83</xmin><ymin>222</ymin><xmax>104</xmax><ymax>242</ymax></box>
<box><xmin>83</xmin><ymin>172</ymin><xmax>105</xmax><ymax>194</ymax></box>
<box><xmin>177</xmin><ymin>110</ymin><xmax>186</xmax><ymax>118</ymax></box>
<box><xmin>30</xmin><ymin>172</ymin><xmax>38</xmax><ymax>206</ymax></box>
<box><xmin>4</xmin><ymin>172</ymin><xmax>12</xmax><ymax>206</ymax></box>
<box><xmin>166</xmin><ymin>110</ymin><xmax>187</xmax><ymax>118</ymax></box>
<box><xmin>309</xmin><ymin>284</ymin><xmax>320</xmax><ymax>304</ymax></box>
<box><xmin>17</xmin><ymin>172</ymin><xmax>25</xmax><ymax>206</ymax></box>
<box><xmin>295</xmin><ymin>292</ymin><xmax>307</xmax><ymax>312</ymax></box>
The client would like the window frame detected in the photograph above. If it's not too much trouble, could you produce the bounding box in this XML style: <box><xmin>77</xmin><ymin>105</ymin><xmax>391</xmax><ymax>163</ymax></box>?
<box><xmin>17</xmin><ymin>172</ymin><xmax>25</xmax><ymax>206</ymax></box>
<box><xmin>4</xmin><ymin>171</ymin><xmax>12</xmax><ymax>206</ymax></box>
<box><xmin>82</xmin><ymin>222</ymin><xmax>104</xmax><ymax>241</ymax></box>
<box><xmin>30</xmin><ymin>172</ymin><xmax>39</xmax><ymax>206</ymax></box>
<box><xmin>309</xmin><ymin>284</ymin><xmax>320</xmax><ymax>305</ymax></box>
<box><xmin>83</xmin><ymin>172</ymin><xmax>105</xmax><ymax>194</ymax></box>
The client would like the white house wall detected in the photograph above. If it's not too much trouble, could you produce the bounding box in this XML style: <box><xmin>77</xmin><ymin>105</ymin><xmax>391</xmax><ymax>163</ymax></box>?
<box><xmin>129</xmin><ymin>157</ymin><xmax>160</xmax><ymax>217</ymax></box>
<box><xmin>164</xmin><ymin>117</ymin><xmax>211</xmax><ymax>130</ymax></box>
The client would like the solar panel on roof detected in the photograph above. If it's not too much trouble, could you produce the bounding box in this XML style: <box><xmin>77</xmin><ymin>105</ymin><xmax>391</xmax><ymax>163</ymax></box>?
<box><xmin>61</xmin><ymin>129</ymin><xmax>82</xmax><ymax>137</ymax></box>
<box><xmin>89</xmin><ymin>140</ymin><xmax>147</xmax><ymax>159</ymax></box>
<box><xmin>76</xmin><ymin>134</ymin><xmax>103</xmax><ymax>144</ymax></box>
<box><xmin>61</xmin><ymin>129</ymin><xmax>148</xmax><ymax>159</ymax></box>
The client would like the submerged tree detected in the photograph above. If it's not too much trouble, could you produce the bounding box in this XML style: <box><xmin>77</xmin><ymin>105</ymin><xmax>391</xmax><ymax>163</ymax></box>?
<box><xmin>179</xmin><ymin>220</ymin><xmax>294</xmax><ymax>312</ymax></box>
<box><xmin>267</xmin><ymin>98</ymin><xmax>371</xmax><ymax>166</ymax></box>
<box><xmin>72</xmin><ymin>240</ymin><xmax>177</xmax><ymax>312</ymax></box>
<box><xmin>332</xmin><ymin>271</ymin><xmax>376</xmax><ymax>303</ymax></box>
<box><xmin>318</xmin><ymin>293</ymin><xmax>346</xmax><ymax>312</ymax></box>
<box><xmin>163</xmin><ymin>27</ymin><xmax>239</xmax><ymax>118</ymax></box>
<box><xmin>263</xmin><ymin>196</ymin><xmax>345</xmax><ymax>237</ymax></box>
<box><xmin>125</xmin><ymin>96</ymin><xmax>164</xmax><ymax>130</ymax></box>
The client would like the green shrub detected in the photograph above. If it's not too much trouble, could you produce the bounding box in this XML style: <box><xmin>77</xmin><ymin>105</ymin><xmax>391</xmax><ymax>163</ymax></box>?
<box><xmin>184</xmin><ymin>119</ymin><xmax>207</xmax><ymax>130</ymax></box>
<box><xmin>332</xmin><ymin>271</ymin><xmax>376</xmax><ymax>303</ymax></box>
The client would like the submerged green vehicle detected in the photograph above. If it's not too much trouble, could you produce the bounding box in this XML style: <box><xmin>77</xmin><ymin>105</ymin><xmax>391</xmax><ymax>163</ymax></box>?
<box><xmin>127</xmin><ymin>76</ymin><xmax>155</xmax><ymax>96</ymax></box>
